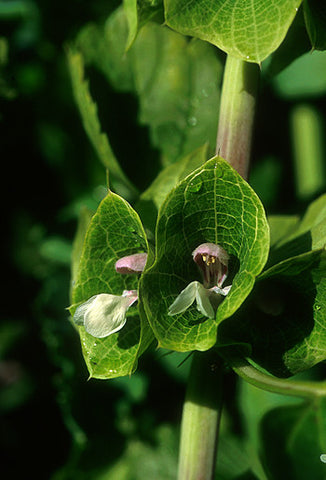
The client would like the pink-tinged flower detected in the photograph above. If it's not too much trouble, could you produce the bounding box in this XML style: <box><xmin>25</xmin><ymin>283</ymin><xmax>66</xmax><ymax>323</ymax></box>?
<box><xmin>73</xmin><ymin>253</ymin><xmax>147</xmax><ymax>338</ymax></box>
<box><xmin>192</xmin><ymin>243</ymin><xmax>229</xmax><ymax>288</ymax></box>
<box><xmin>168</xmin><ymin>243</ymin><xmax>231</xmax><ymax>318</ymax></box>
<box><xmin>115</xmin><ymin>253</ymin><xmax>147</xmax><ymax>274</ymax></box>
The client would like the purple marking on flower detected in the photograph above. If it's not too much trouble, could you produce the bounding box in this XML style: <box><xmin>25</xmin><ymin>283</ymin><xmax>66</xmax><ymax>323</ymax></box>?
<box><xmin>192</xmin><ymin>243</ymin><xmax>229</xmax><ymax>288</ymax></box>
<box><xmin>115</xmin><ymin>253</ymin><xmax>148</xmax><ymax>274</ymax></box>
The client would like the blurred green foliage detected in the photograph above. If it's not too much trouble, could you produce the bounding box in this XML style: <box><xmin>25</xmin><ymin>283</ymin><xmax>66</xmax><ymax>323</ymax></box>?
<box><xmin>2</xmin><ymin>1</ymin><xmax>326</xmax><ymax>479</ymax></box>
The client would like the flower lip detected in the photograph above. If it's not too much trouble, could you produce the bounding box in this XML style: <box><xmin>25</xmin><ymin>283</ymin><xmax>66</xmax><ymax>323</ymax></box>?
<box><xmin>168</xmin><ymin>243</ymin><xmax>231</xmax><ymax>318</ymax></box>
<box><xmin>115</xmin><ymin>253</ymin><xmax>147</xmax><ymax>274</ymax></box>
<box><xmin>73</xmin><ymin>290</ymin><xmax>138</xmax><ymax>338</ymax></box>
<box><xmin>192</xmin><ymin>242</ymin><xmax>229</xmax><ymax>288</ymax></box>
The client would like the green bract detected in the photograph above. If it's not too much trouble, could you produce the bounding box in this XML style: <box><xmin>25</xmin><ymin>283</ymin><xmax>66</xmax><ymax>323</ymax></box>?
<box><xmin>221</xmin><ymin>195</ymin><xmax>326</xmax><ymax>377</ymax></box>
<box><xmin>70</xmin><ymin>191</ymin><xmax>153</xmax><ymax>379</ymax></box>
<box><xmin>164</xmin><ymin>0</ymin><xmax>303</xmax><ymax>63</ymax></box>
<box><xmin>140</xmin><ymin>156</ymin><xmax>270</xmax><ymax>351</ymax></box>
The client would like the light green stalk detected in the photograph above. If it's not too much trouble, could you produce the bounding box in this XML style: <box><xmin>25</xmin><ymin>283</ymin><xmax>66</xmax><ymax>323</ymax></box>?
<box><xmin>290</xmin><ymin>104</ymin><xmax>325</xmax><ymax>199</ymax></box>
<box><xmin>178</xmin><ymin>351</ymin><xmax>224</xmax><ymax>480</ymax></box>
<box><xmin>226</xmin><ymin>355</ymin><xmax>326</xmax><ymax>399</ymax></box>
<box><xmin>216</xmin><ymin>55</ymin><xmax>260</xmax><ymax>180</ymax></box>
<box><xmin>178</xmin><ymin>54</ymin><xmax>260</xmax><ymax>480</ymax></box>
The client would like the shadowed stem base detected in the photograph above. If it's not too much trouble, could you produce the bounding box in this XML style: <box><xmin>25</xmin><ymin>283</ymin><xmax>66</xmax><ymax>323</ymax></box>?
<box><xmin>178</xmin><ymin>351</ymin><xmax>224</xmax><ymax>480</ymax></box>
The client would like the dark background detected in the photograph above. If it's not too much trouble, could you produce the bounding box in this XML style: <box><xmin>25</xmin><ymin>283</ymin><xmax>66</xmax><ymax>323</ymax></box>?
<box><xmin>1</xmin><ymin>1</ymin><xmax>325</xmax><ymax>478</ymax></box>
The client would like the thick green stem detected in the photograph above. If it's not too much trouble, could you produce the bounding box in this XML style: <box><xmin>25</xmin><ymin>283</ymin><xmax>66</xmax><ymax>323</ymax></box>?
<box><xmin>178</xmin><ymin>55</ymin><xmax>259</xmax><ymax>480</ymax></box>
<box><xmin>226</xmin><ymin>355</ymin><xmax>326</xmax><ymax>400</ymax></box>
<box><xmin>216</xmin><ymin>55</ymin><xmax>260</xmax><ymax>180</ymax></box>
<box><xmin>178</xmin><ymin>351</ymin><xmax>224</xmax><ymax>480</ymax></box>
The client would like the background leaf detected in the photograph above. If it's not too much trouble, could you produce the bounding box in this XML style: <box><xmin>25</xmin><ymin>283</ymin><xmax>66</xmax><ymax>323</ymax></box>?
<box><xmin>71</xmin><ymin>191</ymin><xmax>153</xmax><ymax>379</ymax></box>
<box><xmin>219</xmin><ymin>196</ymin><xmax>326</xmax><ymax>376</ymax></box>
<box><xmin>71</xmin><ymin>206</ymin><xmax>93</xmax><ymax>296</ymax></box>
<box><xmin>74</xmin><ymin>6</ymin><xmax>222</xmax><ymax>166</ymax></box>
<box><xmin>267</xmin><ymin>194</ymin><xmax>326</xmax><ymax>267</ymax></box>
<box><xmin>123</xmin><ymin>0</ymin><xmax>164</xmax><ymax>50</ymax></box>
<box><xmin>261</xmin><ymin>8</ymin><xmax>311</xmax><ymax>78</ymax></box>
<box><xmin>67</xmin><ymin>48</ymin><xmax>138</xmax><ymax>198</ymax></box>
<box><xmin>136</xmin><ymin>144</ymin><xmax>209</xmax><ymax>233</ymax></box>
<box><xmin>268</xmin><ymin>215</ymin><xmax>300</xmax><ymax>249</ymax></box>
<box><xmin>303</xmin><ymin>0</ymin><xmax>326</xmax><ymax>50</ymax></box>
<box><xmin>239</xmin><ymin>377</ymin><xmax>301</xmax><ymax>474</ymax></box>
<box><xmin>272</xmin><ymin>50</ymin><xmax>326</xmax><ymax>99</ymax></box>
<box><xmin>164</xmin><ymin>0</ymin><xmax>302</xmax><ymax>63</ymax></box>
<box><xmin>141</xmin><ymin>156</ymin><xmax>269</xmax><ymax>351</ymax></box>
<box><xmin>220</xmin><ymin>247</ymin><xmax>326</xmax><ymax>376</ymax></box>
<box><xmin>260</xmin><ymin>398</ymin><xmax>326</xmax><ymax>479</ymax></box>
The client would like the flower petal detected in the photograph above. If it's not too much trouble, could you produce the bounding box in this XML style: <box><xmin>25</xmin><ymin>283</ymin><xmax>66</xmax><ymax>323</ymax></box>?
<box><xmin>73</xmin><ymin>296</ymin><xmax>98</xmax><ymax>326</ymax></box>
<box><xmin>192</xmin><ymin>243</ymin><xmax>229</xmax><ymax>266</ymax></box>
<box><xmin>74</xmin><ymin>292</ymin><xmax>138</xmax><ymax>338</ymax></box>
<box><xmin>211</xmin><ymin>285</ymin><xmax>232</xmax><ymax>296</ymax></box>
<box><xmin>168</xmin><ymin>281</ymin><xmax>230</xmax><ymax>319</ymax></box>
<box><xmin>168</xmin><ymin>281</ymin><xmax>199</xmax><ymax>315</ymax></box>
<box><xmin>195</xmin><ymin>282</ymin><xmax>215</xmax><ymax>318</ymax></box>
<box><xmin>115</xmin><ymin>253</ymin><xmax>148</xmax><ymax>274</ymax></box>
<box><xmin>192</xmin><ymin>242</ymin><xmax>229</xmax><ymax>288</ymax></box>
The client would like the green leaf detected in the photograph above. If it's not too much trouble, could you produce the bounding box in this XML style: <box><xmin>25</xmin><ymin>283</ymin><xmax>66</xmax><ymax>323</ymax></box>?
<box><xmin>66</xmin><ymin>48</ymin><xmax>138</xmax><ymax>198</ymax></box>
<box><xmin>123</xmin><ymin>0</ymin><xmax>164</xmax><ymax>50</ymax></box>
<box><xmin>239</xmin><ymin>376</ymin><xmax>301</xmax><ymax>468</ymax></box>
<box><xmin>261</xmin><ymin>399</ymin><xmax>326</xmax><ymax>480</ymax></box>
<box><xmin>71</xmin><ymin>206</ymin><xmax>93</xmax><ymax>293</ymax></box>
<box><xmin>304</xmin><ymin>0</ymin><xmax>326</xmax><ymax>50</ymax></box>
<box><xmin>140</xmin><ymin>156</ymin><xmax>270</xmax><ymax>351</ymax></box>
<box><xmin>75</xmin><ymin>10</ymin><xmax>134</xmax><ymax>91</ymax></box>
<box><xmin>71</xmin><ymin>191</ymin><xmax>153</xmax><ymax>379</ymax></box>
<box><xmin>75</xmin><ymin>7</ymin><xmax>222</xmax><ymax>165</ymax></box>
<box><xmin>291</xmin><ymin>194</ymin><xmax>326</xmax><ymax>250</ymax></box>
<box><xmin>95</xmin><ymin>424</ymin><xmax>178</xmax><ymax>480</ymax></box>
<box><xmin>268</xmin><ymin>215</ymin><xmax>300</xmax><ymax>249</ymax></box>
<box><xmin>223</xmin><ymin>197</ymin><xmax>326</xmax><ymax>376</ymax></box>
<box><xmin>273</xmin><ymin>50</ymin><xmax>326</xmax><ymax>99</ymax></box>
<box><xmin>221</xmin><ymin>248</ymin><xmax>326</xmax><ymax>376</ymax></box>
<box><xmin>217</xmin><ymin>433</ymin><xmax>266</xmax><ymax>480</ymax></box>
<box><xmin>136</xmin><ymin>144</ymin><xmax>209</xmax><ymax>233</ymax></box>
<box><xmin>266</xmin><ymin>250</ymin><xmax>326</xmax><ymax>374</ymax></box>
<box><xmin>267</xmin><ymin>194</ymin><xmax>326</xmax><ymax>266</ymax></box>
<box><xmin>164</xmin><ymin>0</ymin><xmax>303</xmax><ymax>63</ymax></box>
<box><xmin>261</xmin><ymin>9</ymin><xmax>311</xmax><ymax>78</ymax></box>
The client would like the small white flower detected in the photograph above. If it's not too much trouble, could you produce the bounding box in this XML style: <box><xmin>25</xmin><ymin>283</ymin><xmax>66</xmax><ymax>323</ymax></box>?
<box><xmin>73</xmin><ymin>291</ymin><xmax>138</xmax><ymax>338</ymax></box>
<box><xmin>168</xmin><ymin>243</ymin><xmax>231</xmax><ymax>318</ymax></box>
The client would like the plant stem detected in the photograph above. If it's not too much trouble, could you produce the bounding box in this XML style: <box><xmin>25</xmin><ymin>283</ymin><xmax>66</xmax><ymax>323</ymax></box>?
<box><xmin>290</xmin><ymin>103</ymin><xmax>325</xmax><ymax>199</ymax></box>
<box><xmin>225</xmin><ymin>355</ymin><xmax>326</xmax><ymax>400</ymax></box>
<box><xmin>178</xmin><ymin>351</ymin><xmax>224</xmax><ymax>480</ymax></box>
<box><xmin>178</xmin><ymin>55</ymin><xmax>259</xmax><ymax>480</ymax></box>
<box><xmin>216</xmin><ymin>55</ymin><xmax>260</xmax><ymax>180</ymax></box>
